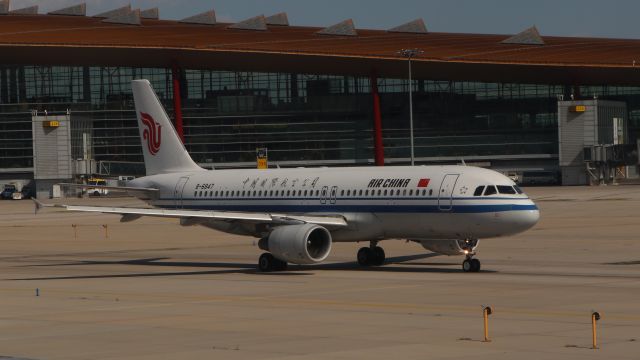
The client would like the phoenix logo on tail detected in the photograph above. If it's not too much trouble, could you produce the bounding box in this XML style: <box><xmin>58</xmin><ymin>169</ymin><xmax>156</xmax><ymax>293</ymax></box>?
<box><xmin>140</xmin><ymin>112</ymin><xmax>162</xmax><ymax>155</ymax></box>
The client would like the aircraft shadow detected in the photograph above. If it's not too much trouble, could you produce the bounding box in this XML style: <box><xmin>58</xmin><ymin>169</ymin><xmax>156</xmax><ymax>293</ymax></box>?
<box><xmin>8</xmin><ymin>253</ymin><xmax>493</xmax><ymax>281</ymax></box>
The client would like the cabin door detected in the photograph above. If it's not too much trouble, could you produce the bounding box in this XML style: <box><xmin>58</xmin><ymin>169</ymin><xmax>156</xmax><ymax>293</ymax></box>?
<box><xmin>174</xmin><ymin>176</ymin><xmax>189</xmax><ymax>209</ymax></box>
<box><xmin>437</xmin><ymin>174</ymin><xmax>459</xmax><ymax>211</ymax></box>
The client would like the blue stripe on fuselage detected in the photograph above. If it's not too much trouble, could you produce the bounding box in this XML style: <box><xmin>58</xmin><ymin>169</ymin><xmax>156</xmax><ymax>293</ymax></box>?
<box><xmin>154</xmin><ymin>203</ymin><xmax>538</xmax><ymax>213</ymax></box>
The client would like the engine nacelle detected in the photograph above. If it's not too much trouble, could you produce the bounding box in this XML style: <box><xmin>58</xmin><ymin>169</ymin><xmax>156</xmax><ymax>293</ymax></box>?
<box><xmin>258</xmin><ymin>224</ymin><xmax>332</xmax><ymax>264</ymax></box>
<box><xmin>420</xmin><ymin>239</ymin><xmax>479</xmax><ymax>256</ymax></box>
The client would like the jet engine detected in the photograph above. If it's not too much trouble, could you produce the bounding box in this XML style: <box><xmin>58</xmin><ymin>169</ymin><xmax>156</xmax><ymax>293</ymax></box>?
<box><xmin>258</xmin><ymin>224</ymin><xmax>332</xmax><ymax>264</ymax></box>
<box><xmin>419</xmin><ymin>239</ymin><xmax>479</xmax><ymax>256</ymax></box>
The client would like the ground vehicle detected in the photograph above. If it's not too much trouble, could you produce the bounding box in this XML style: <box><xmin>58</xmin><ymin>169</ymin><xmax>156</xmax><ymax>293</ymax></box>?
<box><xmin>1</xmin><ymin>184</ymin><xmax>16</xmax><ymax>200</ymax></box>
<box><xmin>86</xmin><ymin>178</ymin><xmax>109</xmax><ymax>196</ymax></box>
<box><xmin>505</xmin><ymin>172</ymin><xmax>520</xmax><ymax>184</ymax></box>
<box><xmin>521</xmin><ymin>171</ymin><xmax>559</xmax><ymax>185</ymax></box>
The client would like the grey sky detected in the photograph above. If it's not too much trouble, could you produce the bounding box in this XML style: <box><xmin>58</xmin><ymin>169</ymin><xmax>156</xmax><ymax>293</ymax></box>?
<box><xmin>12</xmin><ymin>0</ymin><xmax>640</xmax><ymax>39</ymax></box>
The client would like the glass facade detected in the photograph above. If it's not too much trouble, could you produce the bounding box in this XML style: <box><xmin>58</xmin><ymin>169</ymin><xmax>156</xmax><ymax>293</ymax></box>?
<box><xmin>1</xmin><ymin>65</ymin><xmax>640</xmax><ymax>172</ymax></box>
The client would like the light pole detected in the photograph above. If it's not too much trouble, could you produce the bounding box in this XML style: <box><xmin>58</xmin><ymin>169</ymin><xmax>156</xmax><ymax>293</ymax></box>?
<box><xmin>398</xmin><ymin>48</ymin><xmax>423</xmax><ymax>166</ymax></box>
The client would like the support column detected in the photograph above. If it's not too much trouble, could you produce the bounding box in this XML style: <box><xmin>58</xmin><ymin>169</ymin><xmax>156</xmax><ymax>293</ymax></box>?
<box><xmin>18</xmin><ymin>66</ymin><xmax>26</xmax><ymax>102</ymax></box>
<box><xmin>0</xmin><ymin>68</ymin><xmax>8</xmax><ymax>104</ymax></box>
<box><xmin>9</xmin><ymin>66</ymin><xmax>17</xmax><ymax>103</ymax></box>
<box><xmin>370</xmin><ymin>72</ymin><xmax>384</xmax><ymax>166</ymax></box>
<box><xmin>82</xmin><ymin>67</ymin><xmax>91</xmax><ymax>103</ymax></box>
<box><xmin>172</xmin><ymin>63</ymin><xmax>185</xmax><ymax>143</ymax></box>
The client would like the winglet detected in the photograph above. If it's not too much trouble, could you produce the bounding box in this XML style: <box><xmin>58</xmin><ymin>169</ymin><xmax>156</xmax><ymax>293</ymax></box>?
<box><xmin>32</xmin><ymin>197</ymin><xmax>46</xmax><ymax>214</ymax></box>
<box><xmin>31</xmin><ymin>197</ymin><xmax>61</xmax><ymax>215</ymax></box>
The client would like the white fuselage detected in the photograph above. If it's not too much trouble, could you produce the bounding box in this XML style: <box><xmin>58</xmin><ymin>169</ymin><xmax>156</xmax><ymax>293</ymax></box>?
<box><xmin>130</xmin><ymin>165</ymin><xmax>539</xmax><ymax>242</ymax></box>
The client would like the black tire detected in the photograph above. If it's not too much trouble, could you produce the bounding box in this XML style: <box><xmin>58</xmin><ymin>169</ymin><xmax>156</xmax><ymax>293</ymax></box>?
<box><xmin>93</xmin><ymin>191</ymin><xmax>100</xmax><ymax>197</ymax></box>
<box><xmin>372</xmin><ymin>246</ymin><xmax>385</xmax><ymax>266</ymax></box>
<box><xmin>470</xmin><ymin>259</ymin><xmax>481</xmax><ymax>272</ymax></box>
<box><xmin>462</xmin><ymin>259</ymin><xmax>472</xmax><ymax>272</ymax></box>
<box><xmin>258</xmin><ymin>253</ymin><xmax>275</xmax><ymax>272</ymax></box>
<box><xmin>274</xmin><ymin>258</ymin><xmax>288</xmax><ymax>271</ymax></box>
<box><xmin>357</xmin><ymin>247</ymin><xmax>372</xmax><ymax>266</ymax></box>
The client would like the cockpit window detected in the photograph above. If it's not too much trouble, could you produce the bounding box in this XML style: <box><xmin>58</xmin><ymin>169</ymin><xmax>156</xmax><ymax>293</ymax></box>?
<box><xmin>473</xmin><ymin>186</ymin><xmax>485</xmax><ymax>196</ymax></box>
<box><xmin>483</xmin><ymin>185</ymin><xmax>497</xmax><ymax>196</ymax></box>
<box><xmin>497</xmin><ymin>185</ymin><xmax>516</xmax><ymax>194</ymax></box>
<box><xmin>513</xmin><ymin>186</ymin><xmax>523</xmax><ymax>194</ymax></box>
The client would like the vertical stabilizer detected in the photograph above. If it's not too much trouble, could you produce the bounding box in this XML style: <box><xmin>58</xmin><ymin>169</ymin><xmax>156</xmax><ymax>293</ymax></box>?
<box><xmin>131</xmin><ymin>80</ymin><xmax>204</xmax><ymax>175</ymax></box>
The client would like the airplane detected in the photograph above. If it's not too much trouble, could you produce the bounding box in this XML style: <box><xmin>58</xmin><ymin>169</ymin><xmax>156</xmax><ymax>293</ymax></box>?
<box><xmin>35</xmin><ymin>79</ymin><xmax>540</xmax><ymax>273</ymax></box>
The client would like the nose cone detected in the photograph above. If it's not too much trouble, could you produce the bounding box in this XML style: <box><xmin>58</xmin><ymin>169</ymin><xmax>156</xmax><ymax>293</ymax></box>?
<box><xmin>513</xmin><ymin>201</ymin><xmax>540</xmax><ymax>233</ymax></box>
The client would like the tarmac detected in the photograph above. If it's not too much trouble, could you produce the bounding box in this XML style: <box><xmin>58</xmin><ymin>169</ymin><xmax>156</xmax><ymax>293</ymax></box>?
<box><xmin>0</xmin><ymin>185</ymin><xmax>639</xmax><ymax>359</ymax></box>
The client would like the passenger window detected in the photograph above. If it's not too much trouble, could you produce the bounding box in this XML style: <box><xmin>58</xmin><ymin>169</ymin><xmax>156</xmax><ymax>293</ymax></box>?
<box><xmin>429</xmin><ymin>189</ymin><xmax>433</xmax><ymax>196</ymax></box>
<box><xmin>403</xmin><ymin>189</ymin><xmax>407</xmax><ymax>196</ymax></box>
<box><xmin>497</xmin><ymin>185</ymin><xmax>516</xmax><ymax>194</ymax></box>
<box><xmin>347</xmin><ymin>190</ymin><xmax>350</xmax><ymax>196</ymax></box>
<box><xmin>422</xmin><ymin>189</ymin><xmax>426</xmax><ymax>196</ymax></box>
<box><xmin>513</xmin><ymin>186</ymin><xmax>523</xmax><ymax>194</ymax></box>
<box><xmin>377</xmin><ymin>190</ymin><xmax>381</xmax><ymax>196</ymax></box>
<box><xmin>384</xmin><ymin>190</ymin><xmax>388</xmax><ymax>196</ymax></box>
<box><xmin>359</xmin><ymin>190</ymin><xmax>363</xmax><ymax>196</ymax></box>
<box><xmin>473</xmin><ymin>186</ymin><xmax>485</xmax><ymax>196</ymax></box>
<box><xmin>483</xmin><ymin>186</ymin><xmax>497</xmax><ymax>196</ymax></box>
<box><xmin>409</xmin><ymin>189</ymin><xmax>413</xmax><ymax>196</ymax></box>
<box><xmin>193</xmin><ymin>191</ymin><xmax>197</xmax><ymax>197</ymax></box>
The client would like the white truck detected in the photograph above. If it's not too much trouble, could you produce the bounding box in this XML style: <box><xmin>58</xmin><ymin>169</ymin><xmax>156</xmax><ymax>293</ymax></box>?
<box><xmin>86</xmin><ymin>178</ymin><xmax>109</xmax><ymax>196</ymax></box>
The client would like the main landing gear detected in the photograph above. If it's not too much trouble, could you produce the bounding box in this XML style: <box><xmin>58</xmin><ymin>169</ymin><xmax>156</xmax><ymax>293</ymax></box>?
<box><xmin>462</xmin><ymin>256</ymin><xmax>481</xmax><ymax>272</ymax></box>
<box><xmin>357</xmin><ymin>241</ymin><xmax>385</xmax><ymax>267</ymax></box>
<box><xmin>258</xmin><ymin>253</ymin><xmax>288</xmax><ymax>272</ymax></box>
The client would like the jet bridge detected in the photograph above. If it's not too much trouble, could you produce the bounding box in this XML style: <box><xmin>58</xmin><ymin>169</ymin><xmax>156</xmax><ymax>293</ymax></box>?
<box><xmin>558</xmin><ymin>100</ymin><xmax>638</xmax><ymax>185</ymax></box>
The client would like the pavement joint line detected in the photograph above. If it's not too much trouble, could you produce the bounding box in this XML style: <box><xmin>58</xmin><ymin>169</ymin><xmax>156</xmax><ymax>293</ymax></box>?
<box><xmin>3</xmin><ymin>286</ymin><xmax>639</xmax><ymax>322</ymax></box>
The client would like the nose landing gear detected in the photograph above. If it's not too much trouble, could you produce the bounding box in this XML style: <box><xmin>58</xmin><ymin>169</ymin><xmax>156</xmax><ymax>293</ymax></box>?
<box><xmin>460</xmin><ymin>238</ymin><xmax>481</xmax><ymax>272</ymax></box>
<box><xmin>462</xmin><ymin>257</ymin><xmax>481</xmax><ymax>272</ymax></box>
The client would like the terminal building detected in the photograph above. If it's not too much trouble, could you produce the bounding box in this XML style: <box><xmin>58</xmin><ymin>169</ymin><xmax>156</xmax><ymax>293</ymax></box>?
<box><xmin>1</xmin><ymin>2</ymin><xmax>639</xmax><ymax>195</ymax></box>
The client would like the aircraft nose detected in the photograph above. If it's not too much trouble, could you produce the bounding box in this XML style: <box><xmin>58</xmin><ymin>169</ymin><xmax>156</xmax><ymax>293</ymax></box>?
<box><xmin>516</xmin><ymin>201</ymin><xmax>540</xmax><ymax>231</ymax></box>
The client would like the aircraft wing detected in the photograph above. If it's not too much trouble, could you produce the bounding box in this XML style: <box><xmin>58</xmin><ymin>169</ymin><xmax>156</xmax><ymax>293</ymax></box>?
<box><xmin>32</xmin><ymin>199</ymin><xmax>348</xmax><ymax>227</ymax></box>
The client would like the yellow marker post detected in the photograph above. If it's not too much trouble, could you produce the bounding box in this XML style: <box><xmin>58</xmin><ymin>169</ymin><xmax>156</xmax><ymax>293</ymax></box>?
<box><xmin>483</xmin><ymin>306</ymin><xmax>493</xmax><ymax>342</ymax></box>
<box><xmin>592</xmin><ymin>311</ymin><xmax>601</xmax><ymax>349</ymax></box>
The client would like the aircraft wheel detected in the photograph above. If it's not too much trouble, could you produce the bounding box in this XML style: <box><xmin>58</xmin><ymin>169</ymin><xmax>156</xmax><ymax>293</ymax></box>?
<box><xmin>372</xmin><ymin>246</ymin><xmax>385</xmax><ymax>266</ymax></box>
<box><xmin>274</xmin><ymin>258</ymin><xmax>288</xmax><ymax>271</ymax></box>
<box><xmin>471</xmin><ymin>258</ymin><xmax>481</xmax><ymax>272</ymax></box>
<box><xmin>462</xmin><ymin>259</ymin><xmax>473</xmax><ymax>272</ymax></box>
<box><xmin>357</xmin><ymin>247</ymin><xmax>373</xmax><ymax>266</ymax></box>
<box><xmin>258</xmin><ymin>253</ymin><xmax>275</xmax><ymax>272</ymax></box>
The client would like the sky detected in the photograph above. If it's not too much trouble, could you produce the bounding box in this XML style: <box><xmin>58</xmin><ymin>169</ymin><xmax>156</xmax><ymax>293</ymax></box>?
<box><xmin>10</xmin><ymin>0</ymin><xmax>640</xmax><ymax>39</ymax></box>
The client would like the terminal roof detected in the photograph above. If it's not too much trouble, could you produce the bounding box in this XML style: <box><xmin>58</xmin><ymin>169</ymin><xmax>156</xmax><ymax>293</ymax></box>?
<box><xmin>0</xmin><ymin>15</ymin><xmax>639</xmax><ymax>85</ymax></box>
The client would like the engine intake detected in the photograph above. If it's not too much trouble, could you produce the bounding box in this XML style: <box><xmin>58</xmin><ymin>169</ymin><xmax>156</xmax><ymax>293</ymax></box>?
<box><xmin>258</xmin><ymin>224</ymin><xmax>332</xmax><ymax>264</ymax></box>
<box><xmin>419</xmin><ymin>239</ymin><xmax>479</xmax><ymax>256</ymax></box>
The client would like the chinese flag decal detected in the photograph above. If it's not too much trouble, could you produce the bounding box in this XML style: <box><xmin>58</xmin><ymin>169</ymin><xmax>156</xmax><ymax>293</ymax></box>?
<box><xmin>417</xmin><ymin>178</ymin><xmax>430</xmax><ymax>187</ymax></box>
